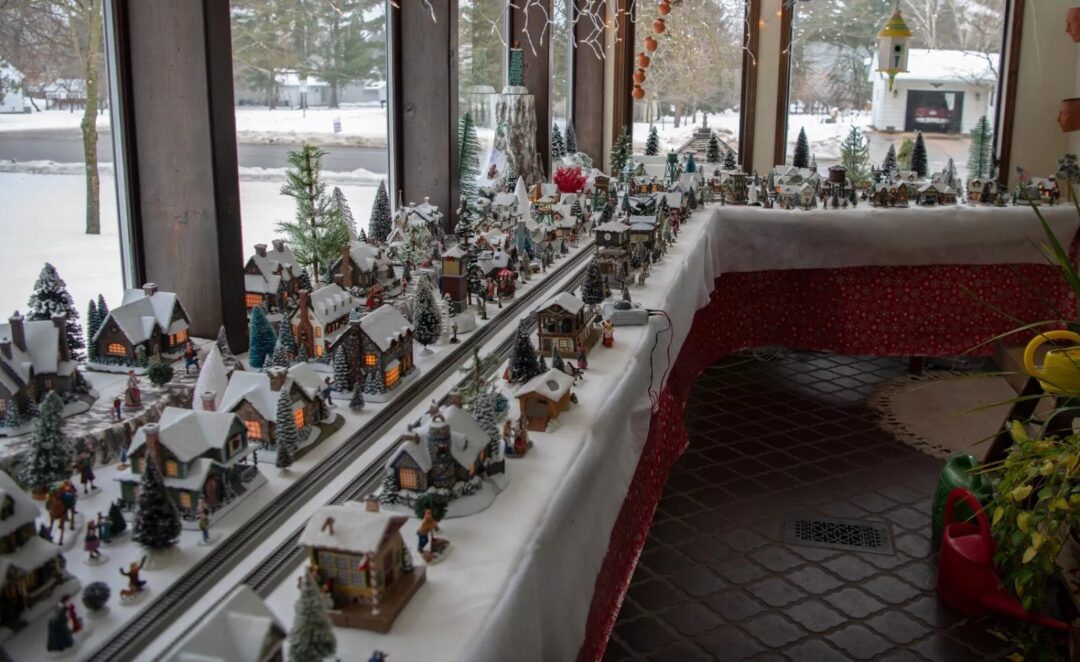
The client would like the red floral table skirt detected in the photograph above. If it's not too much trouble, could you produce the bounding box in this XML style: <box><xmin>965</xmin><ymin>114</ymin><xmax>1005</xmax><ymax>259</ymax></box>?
<box><xmin>577</xmin><ymin>261</ymin><xmax>1077</xmax><ymax>661</ymax></box>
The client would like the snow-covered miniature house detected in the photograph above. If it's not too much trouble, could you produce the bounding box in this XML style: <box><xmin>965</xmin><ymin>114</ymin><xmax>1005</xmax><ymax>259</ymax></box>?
<box><xmin>491</xmin><ymin>191</ymin><xmax>522</xmax><ymax>225</ymax></box>
<box><xmin>514</xmin><ymin>369</ymin><xmax>575</xmax><ymax>432</ymax></box>
<box><xmin>379</xmin><ymin>406</ymin><xmax>506</xmax><ymax>518</ymax></box>
<box><xmin>338</xmin><ymin>303</ymin><xmax>415</xmax><ymax>399</ymax></box>
<box><xmin>243</xmin><ymin>240</ymin><xmax>305</xmax><ymax>313</ymax></box>
<box><xmin>119</xmin><ymin>408</ymin><xmax>260</xmax><ymax>520</ymax></box>
<box><xmin>218</xmin><ymin>364</ymin><xmax>325</xmax><ymax>449</ymax></box>
<box><xmin>300</xmin><ymin>500</ymin><xmax>425</xmax><ymax>632</ymax></box>
<box><xmin>287</xmin><ymin>284</ymin><xmax>361</xmax><ymax>359</ymax></box>
<box><xmin>92</xmin><ymin>283</ymin><xmax>191</xmax><ymax>367</ymax></box>
<box><xmin>593</xmin><ymin>220</ymin><xmax>632</xmax><ymax>277</ymax></box>
<box><xmin>165</xmin><ymin>585</ymin><xmax>285</xmax><ymax>662</ymax></box>
<box><xmin>0</xmin><ymin>312</ymin><xmax>81</xmax><ymax>418</ymax></box>
<box><xmin>328</xmin><ymin>240</ymin><xmax>397</xmax><ymax>292</ymax></box>
<box><xmin>0</xmin><ymin>470</ymin><xmax>78</xmax><ymax>631</ymax></box>
<box><xmin>536</xmin><ymin>292</ymin><xmax>596</xmax><ymax>356</ymax></box>
<box><xmin>439</xmin><ymin>244</ymin><xmax>470</xmax><ymax>312</ymax></box>
<box><xmin>628</xmin><ymin>215</ymin><xmax>659</xmax><ymax>248</ymax></box>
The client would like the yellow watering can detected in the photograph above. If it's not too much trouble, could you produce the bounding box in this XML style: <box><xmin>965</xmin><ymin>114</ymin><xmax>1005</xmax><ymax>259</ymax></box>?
<box><xmin>1023</xmin><ymin>330</ymin><xmax>1080</xmax><ymax>395</ymax></box>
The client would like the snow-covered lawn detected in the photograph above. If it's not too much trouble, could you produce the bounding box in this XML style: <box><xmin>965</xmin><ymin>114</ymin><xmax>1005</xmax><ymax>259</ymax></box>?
<box><xmin>0</xmin><ymin>173</ymin><xmax>376</xmax><ymax>318</ymax></box>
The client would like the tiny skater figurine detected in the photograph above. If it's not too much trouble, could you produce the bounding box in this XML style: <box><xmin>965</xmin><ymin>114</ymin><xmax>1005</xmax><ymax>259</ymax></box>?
<box><xmin>124</xmin><ymin>371</ymin><xmax>142</xmax><ymax>410</ymax></box>
<box><xmin>417</xmin><ymin>509</ymin><xmax>439</xmax><ymax>555</ymax></box>
<box><xmin>183</xmin><ymin>340</ymin><xmax>199</xmax><ymax>374</ymax></box>
<box><xmin>576</xmin><ymin>342</ymin><xmax>588</xmax><ymax>370</ymax></box>
<box><xmin>322</xmin><ymin>377</ymin><xmax>334</xmax><ymax>406</ymax></box>
<box><xmin>74</xmin><ymin>450</ymin><xmax>96</xmax><ymax>493</ymax></box>
<box><xmin>61</xmin><ymin>594</ymin><xmax>82</xmax><ymax>634</ymax></box>
<box><xmin>84</xmin><ymin>520</ymin><xmax>101</xmax><ymax>560</ymax></box>
<box><xmin>120</xmin><ymin>556</ymin><xmax>148</xmax><ymax>599</ymax></box>
<box><xmin>96</xmin><ymin>512</ymin><xmax>112</xmax><ymax>544</ymax></box>
<box><xmin>601</xmin><ymin>319</ymin><xmax>615</xmax><ymax>348</ymax></box>
<box><xmin>198</xmin><ymin>507</ymin><xmax>210</xmax><ymax>544</ymax></box>
<box><xmin>450</xmin><ymin>321</ymin><xmax>459</xmax><ymax>344</ymax></box>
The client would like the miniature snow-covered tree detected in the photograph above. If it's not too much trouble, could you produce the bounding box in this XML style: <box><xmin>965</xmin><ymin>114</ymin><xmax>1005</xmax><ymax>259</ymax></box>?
<box><xmin>275</xmin><ymin>389</ymin><xmax>299</xmax><ymax>469</ymax></box>
<box><xmin>277</xmin><ymin>144</ymin><xmax>351</xmax><ymax>280</ymax></box>
<box><xmin>551</xmin><ymin>123</ymin><xmax>566</xmax><ymax>160</ymax></box>
<box><xmin>369</xmin><ymin>180</ymin><xmax>393</xmax><ymax>243</ymax></box>
<box><xmin>792</xmin><ymin>127</ymin><xmax>810</xmax><ymax>168</ymax></box>
<box><xmin>968</xmin><ymin>116</ymin><xmax>993</xmax><ymax>180</ymax></box>
<box><xmin>723</xmin><ymin>146</ymin><xmax>736</xmax><ymax>170</ymax></box>
<box><xmin>538</xmin><ymin>350</ymin><xmax>548</xmax><ymax>372</ymax></box>
<box><xmin>21</xmin><ymin>392</ymin><xmax>70</xmax><ymax>494</ymax></box>
<box><xmin>564</xmin><ymin>119</ymin><xmax>578</xmax><ymax>153</ymax></box>
<box><xmin>133</xmin><ymin>455</ymin><xmax>181</xmax><ymax>550</ymax></box>
<box><xmin>551</xmin><ymin>345</ymin><xmax>565</xmax><ymax>372</ymax></box>
<box><xmin>459</xmin><ymin>112</ymin><xmax>482</xmax><ymax>203</ymax></box>
<box><xmin>944</xmin><ymin>158</ymin><xmax>958</xmax><ymax>190</ymax></box>
<box><xmin>86</xmin><ymin>299</ymin><xmax>100</xmax><ymax>362</ymax></box>
<box><xmin>348</xmin><ymin>383</ymin><xmax>365</xmax><ymax>411</ymax></box>
<box><xmin>411</xmin><ymin>277</ymin><xmax>441</xmax><ymax>348</ymax></box>
<box><xmin>911</xmin><ymin>131</ymin><xmax>928</xmax><ymax>178</ymax></box>
<box><xmin>507</xmin><ymin>320</ymin><xmax>541</xmax><ymax>385</ymax></box>
<box><xmin>194</xmin><ymin>345</ymin><xmax>228</xmax><ymax>411</ymax></box>
<box><xmin>26</xmin><ymin>263</ymin><xmax>84</xmax><ymax>360</ymax></box>
<box><xmin>580</xmin><ymin>257</ymin><xmax>606</xmax><ymax>310</ymax></box>
<box><xmin>881</xmin><ymin>144</ymin><xmax>898</xmax><ymax>178</ymax></box>
<box><xmin>3</xmin><ymin>400</ymin><xmax>20</xmax><ymax>430</ymax></box>
<box><xmin>645</xmin><ymin>125</ymin><xmax>660</xmax><ymax>156</ymax></box>
<box><xmin>330</xmin><ymin>186</ymin><xmax>357</xmax><ymax>240</ymax></box>
<box><xmin>248</xmin><ymin>306</ymin><xmax>276</xmax><ymax>369</ymax></box>
<box><xmin>269</xmin><ymin>340</ymin><xmax>290</xmax><ymax>369</ymax></box>
<box><xmin>290</xmin><ymin>572</ymin><xmax>337</xmax><ymax>662</ymax></box>
<box><xmin>363</xmin><ymin>366</ymin><xmax>386</xmax><ymax>397</ymax></box>
<box><xmin>706</xmin><ymin>133</ymin><xmax>721</xmax><ymax>164</ymax></box>
<box><xmin>109</xmin><ymin>500</ymin><xmax>127</xmax><ymax>535</ymax></box>
<box><xmin>610</xmin><ymin>126</ymin><xmax>631</xmax><ymax>176</ymax></box>
<box><xmin>46</xmin><ymin>605</ymin><xmax>74</xmax><ymax>652</ymax></box>
<box><xmin>839</xmin><ymin>125</ymin><xmax>871</xmax><ymax>186</ymax></box>
<box><xmin>332</xmin><ymin>346</ymin><xmax>351</xmax><ymax>392</ymax></box>
<box><xmin>473</xmin><ymin>391</ymin><xmax>501</xmax><ymax>457</ymax></box>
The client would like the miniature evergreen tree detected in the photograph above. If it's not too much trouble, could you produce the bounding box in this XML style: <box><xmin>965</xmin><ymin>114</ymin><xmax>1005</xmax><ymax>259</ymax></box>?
<box><xmin>645</xmin><ymin>125</ymin><xmax>660</xmax><ymax>156</ymax></box>
<box><xmin>86</xmin><ymin>299</ymin><xmax>100</xmax><ymax>362</ymax></box>
<box><xmin>564</xmin><ymin>119</ymin><xmax>578</xmax><ymax>153</ymax></box>
<box><xmin>26</xmin><ymin>263</ymin><xmax>84</xmax><ymax>360</ymax></box>
<box><xmin>911</xmin><ymin>131</ymin><xmax>928</xmax><ymax>178</ymax></box>
<box><xmin>363</xmin><ymin>366</ymin><xmax>385</xmax><ymax>397</ymax></box>
<box><xmin>277</xmin><ymin>319</ymin><xmax>297</xmax><ymax>356</ymax></box>
<box><xmin>723</xmin><ymin>147</ymin><xmax>736</xmax><ymax>170</ymax></box>
<box><xmin>269</xmin><ymin>339</ymin><xmax>290</xmax><ymax>369</ymax></box>
<box><xmin>551</xmin><ymin>123</ymin><xmax>566</xmax><ymax>160</ymax></box>
<box><xmin>46</xmin><ymin>605</ymin><xmax>73</xmax><ymax>653</ymax></box>
<box><xmin>610</xmin><ymin>126</ymin><xmax>631</xmax><ymax>176</ymax></box>
<box><xmin>290</xmin><ymin>572</ymin><xmax>337</xmax><ymax>662</ymax></box>
<box><xmin>507</xmin><ymin>320</ymin><xmax>541</xmax><ymax>385</ymax></box>
<box><xmin>881</xmin><ymin>144</ymin><xmax>898</xmax><ymax>178</ymax></box>
<box><xmin>277</xmin><ymin>144</ymin><xmax>351</xmax><ymax>280</ymax></box>
<box><xmin>296</xmin><ymin>270</ymin><xmax>313</xmax><ymax>293</ymax></box>
<box><xmin>412</xmin><ymin>277</ymin><xmax>441</xmax><ymax>348</ymax></box>
<box><xmin>538</xmin><ymin>350</ymin><xmax>548</xmax><ymax>372</ymax></box>
<box><xmin>133</xmin><ymin>455</ymin><xmax>181</xmax><ymax>550</ymax></box>
<box><xmin>330</xmin><ymin>186</ymin><xmax>357</xmax><ymax>240</ymax></box>
<box><xmin>792</xmin><ymin>127</ymin><xmax>810</xmax><ymax>168</ymax></box>
<box><xmin>378</xmin><ymin>467</ymin><xmax>399</xmax><ymax>504</ymax></box>
<box><xmin>332</xmin><ymin>346</ymin><xmax>351</xmax><ymax>392</ymax></box>
<box><xmin>21</xmin><ymin>392</ymin><xmax>70</xmax><ymax>494</ymax></box>
<box><xmin>296</xmin><ymin>342</ymin><xmax>309</xmax><ymax>363</ymax></box>
<box><xmin>944</xmin><ymin>158</ymin><xmax>958</xmax><ymax>190</ymax></box>
<box><xmin>349</xmin><ymin>383</ymin><xmax>365</xmax><ymax>411</ymax></box>
<box><xmin>839</xmin><ymin>125</ymin><xmax>871</xmax><ymax>186</ymax></box>
<box><xmin>706</xmin><ymin>133</ymin><xmax>721</xmax><ymax>164</ymax></box>
<box><xmin>473</xmin><ymin>391</ymin><xmax>501</xmax><ymax>457</ymax></box>
<box><xmin>571</xmin><ymin>198</ymin><xmax>583</xmax><ymax>222</ymax></box>
<box><xmin>968</xmin><ymin>116</ymin><xmax>993</xmax><ymax>180</ymax></box>
<box><xmin>248</xmin><ymin>306</ymin><xmax>276</xmax><ymax>369</ymax></box>
<box><xmin>3</xmin><ymin>400</ymin><xmax>20</xmax><ymax>430</ymax></box>
<box><xmin>458</xmin><ymin>112</ymin><xmax>482</xmax><ymax>203</ymax></box>
<box><xmin>275</xmin><ymin>389</ymin><xmax>299</xmax><ymax>469</ymax></box>
<box><xmin>580</xmin><ymin>257</ymin><xmax>606</xmax><ymax>309</ymax></box>
<box><xmin>897</xmin><ymin>138</ymin><xmax>915</xmax><ymax>171</ymax></box>
<box><xmin>109</xmin><ymin>500</ymin><xmax>127</xmax><ymax>535</ymax></box>
<box><xmin>551</xmin><ymin>345</ymin><xmax>565</xmax><ymax>372</ymax></box>
<box><xmin>685</xmin><ymin>153</ymin><xmax>697</xmax><ymax>173</ymax></box>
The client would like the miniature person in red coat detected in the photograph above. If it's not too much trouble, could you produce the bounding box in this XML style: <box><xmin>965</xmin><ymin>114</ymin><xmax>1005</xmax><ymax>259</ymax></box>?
<box><xmin>61</xmin><ymin>595</ymin><xmax>82</xmax><ymax>634</ymax></box>
<box><xmin>601</xmin><ymin>319</ymin><xmax>615</xmax><ymax>348</ymax></box>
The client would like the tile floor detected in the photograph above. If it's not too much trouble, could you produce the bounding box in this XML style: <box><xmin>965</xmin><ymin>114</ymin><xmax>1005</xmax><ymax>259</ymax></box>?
<box><xmin>605</xmin><ymin>351</ymin><xmax>1011</xmax><ymax>661</ymax></box>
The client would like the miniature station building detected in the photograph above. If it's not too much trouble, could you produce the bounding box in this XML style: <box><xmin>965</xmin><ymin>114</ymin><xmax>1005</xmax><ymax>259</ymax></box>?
<box><xmin>287</xmin><ymin>283</ymin><xmax>361</xmax><ymax>359</ymax></box>
<box><xmin>328</xmin><ymin>240</ymin><xmax>397</xmax><ymax>291</ymax></box>
<box><xmin>514</xmin><ymin>369</ymin><xmax>575</xmax><ymax>432</ymax></box>
<box><xmin>243</xmin><ymin>240</ymin><xmax>304</xmax><ymax>313</ymax></box>
<box><xmin>300</xmin><ymin>500</ymin><xmax>425</xmax><ymax>633</ymax></box>
<box><xmin>165</xmin><ymin>585</ymin><xmax>286</xmax><ymax>662</ymax></box>
<box><xmin>0</xmin><ymin>312</ymin><xmax>81</xmax><ymax>418</ymax></box>
<box><xmin>92</xmin><ymin>283</ymin><xmax>191</xmax><ymax>366</ymax></box>
<box><xmin>536</xmin><ymin>292</ymin><xmax>597</xmax><ymax>356</ymax></box>
<box><xmin>593</xmin><ymin>220</ymin><xmax>632</xmax><ymax>277</ymax></box>
<box><xmin>218</xmin><ymin>363</ymin><xmax>326</xmax><ymax>448</ymax></box>
<box><xmin>119</xmin><ymin>408</ymin><xmax>260</xmax><ymax>519</ymax></box>
<box><xmin>440</xmin><ymin>244</ymin><xmax>470</xmax><ymax>312</ymax></box>
<box><xmin>0</xmin><ymin>471</ymin><xmax>76</xmax><ymax>631</ymax></box>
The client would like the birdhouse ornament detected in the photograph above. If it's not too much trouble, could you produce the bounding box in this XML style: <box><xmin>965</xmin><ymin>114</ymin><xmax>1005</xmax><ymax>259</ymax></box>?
<box><xmin>876</xmin><ymin>5</ymin><xmax>912</xmax><ymax>92</ymax></box>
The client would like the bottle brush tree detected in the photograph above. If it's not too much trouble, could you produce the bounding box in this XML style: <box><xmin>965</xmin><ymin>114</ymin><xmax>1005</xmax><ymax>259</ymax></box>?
<box><xmin>27</xmin><ymin>263</ymin><xmax>84</xmax><ymax>360</ymax></box>
<box><xmin>275</xmin><ymin>388</ymin><xmax>300</xmax><ymax>469</ymax></box>
<box><xmin>968</xmin><ymin>116</ymin><xmax>993</xmax><ymax>181</ymax></box>
<box><xmin>897</xmin><ymin>138</ymin><xmax>915</xmax><ymax>172</ymax></box>
<box><xmin>368</xmin><ymin>180</ymin><xmax>393</xmax><ymax>243</ymax></box>
<box><xmin>133</xmin><ymin>455</ymin><xmax>181</xmax><ymax>550</ymax></box>
<box><xmin>910</xmin><ymin>131</ymin><xmax>928</xmax><ymax>178</ymax></box>
<box><xmin>21</xmin><ymin>392</ymin><xmax>70</xmax><ymax>494</ymax></box>
<box><xmin>412</xmin><ymin>276</ymin><xmax>442</xmax><ymax>348</ymax></box>
<box><xmin>507</xmin><ymin>320</ymin><xmax>541</xmax><ymax>385</ymax></box>
<box><xmin>551</xmin><ymin>123</ymin><xmax>566</xmax><ymax>160</ymax></box>
<box><xmin>792</xmin><ymin>127</ymin><xmax>810</xmax><ymax>168</ymax></box>
<box><xmin>248</xmin><ymin>306</ymin><xmax>277</xmax><ymax>369</ymax></box>
<box><xmin>277</xmin><ymin>144</ymin><xmax>350</xmax><ymax>279</ymax></box>
<box><xmin>723</xmin><ymin>147</ymin><xmax>736</xmax><ymax>170</ymax></box>
<box><xmin>839</xmin><ymin>125</ymin><xmax>871</xmax><ymax>186</ymax></box>
<box><xmin>289</xmin><ymin>572</ymin><xmax>337</xmax><ymax>662</ymax></box>
<box><xmin>564</xmin><ymin>119</ymin><xmax>578</xmax><ymax>153</ymax></box>
<box><xmin>644</xmin><ymin>125</ymin><xmax>660</xmax><ymax>156</ymax></box>
<box><xmin>459</xmin><ymin>112</ymin><xmax>482</xmax><ymax>204</ymax></box>
<box><xmin>881</xmin><ymin>143</ymin><xmax>898</xmax><ymax>179</ymax></box>
<box><xmin>330</xmin><ymin>186</ymin><xmax>357</xmax><ymax>240</ymax></box>
<box><xmin>363</xmin><ymin>367</ymin><xmax>386</xmax><ymax>397</ymax></box>
<box><xmin>86</xmin><ymin>299</ymin><xmax>100</xmax><ymax>362</ymax></box>
<box><xmin>332</xmin><ymin>346</ymin><xmax>351</xmax><ymax>392</ymax></box>
<box><xmin>580</xmin><ymin>257</ymin><xmax>606</xmax><ymax>310</ymax></box>
<box><xmin>707</xmin><ymin>133</ymin><xmax>722</xmax><ymax>164</ymax></box>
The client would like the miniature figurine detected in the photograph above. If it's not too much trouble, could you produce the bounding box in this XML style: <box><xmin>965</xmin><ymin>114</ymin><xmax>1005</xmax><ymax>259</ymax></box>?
<box><xmin>62</xmin><ymin>594</ymin><xmax>82</xmax><ymax>634</ymax></box>
<box><xmin>96</xmin><ymin>511</ymin><xmax>112</xmax><ymax>544</ymax></box>
<box><xmin>84</xmin><ymin>520</ymin><xmax>102</xmax><ymax>560</ymax></box>
<box><xmin>45</xmin><ymin>481</ymin><xmax>77</xmax><ymax>545</ymax></box>
<box><xmin>369</xmin><ymin>652</ymin><xmax>389</xmax><ymax>662</ymax></box>
<box><xmin>124</xmin><ymin>370</ymin><xmax>142</xmax><ymax>410</ymax></box>
<box><xmin>112</xmin><ymin>397</ymin><xmax>123</xmax><ymax>421</ymax></box>
<box><xmin>415</xmin><ymin>508</ymin><xmax>450</xmax><ymax>564</ymax></box>
<box><xmin>322</xmin><ymin>377</ymin><xmax>334</xmax><ymax>406</ymax></box>
<box><xmin>513</xmin><ymin>416</ymin><xmax>533</xmax><ymax>456</ymax></box>
<box><xmin>450</xmin><ymin>321</ymin><xmax>459</xmax><ymax>344</ymax></box>
<box><xmin>183</xmin><ymin>340</ymin><xmax>199</xmax><ymax>374</ymax></box>
<box><xmin>46</xmin><ymin>603</ymin><xmax>74</xmax><ymax>653</ymax></box>
<box><xmin>576</xmin><ymin>342</ymin><xmax>588</xmax><ymax>370</ymax></box>
<box><xmin>74</xmin><ymin>450</ymin><xmax>97</xmax><ymax>493</ymax></box>
<box><xmin>120</xmin><ymin>556</ymin><xmax>148</xmax><ymax>600</ymax></box>
<box><xmin>601</xmin><ymin>319</ymin><xmax>615</xmax><ymax>348</ymax></box>
<box><xmin>198</xmin><ymin>506</ymin><xmax>210</xmax><ymax>544</ymax></box>
<box><xmin>417</xmin><ymin>508</ymin><xmax>439</xmax><ymax>555</ymax></box>
<box><xmin>502</xmin><ymin>419</ymin><xmax>515</xmax><ymax>455</ymax></box>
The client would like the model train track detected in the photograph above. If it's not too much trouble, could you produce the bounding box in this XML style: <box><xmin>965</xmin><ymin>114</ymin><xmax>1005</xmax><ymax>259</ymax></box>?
<box><xmin>86</xmin><ymin>242</ymin><xmax>595</xmax><ymax>662</ymax></box>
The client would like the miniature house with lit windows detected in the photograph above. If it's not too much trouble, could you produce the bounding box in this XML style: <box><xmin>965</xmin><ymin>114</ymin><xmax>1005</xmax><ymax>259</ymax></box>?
<box><xmin>243</xmin><ymin>240</ymin><xmax>304</xmax><ymax>314</ymax></box>
<box><xmin>536</xmin><ymin>292</ymin><xmax>597</xmax><ymax>356</ymax></box>
<box><xmin>219</xmin><ymin>363</ymin><xmax>324</xmax><ymax>451</ymax></box>
<box><xmin>118</xmin><ymin>408</ymin><xmax>262</xmax><ymax>522</ymax></box>
<box><xmin>593</xmin><ymin>220</ymin><xmax>632</xmax><ymax>277</ymax></box>
<box><xmin>300</xmin><ymin>499</ymin><xmax>425</xmax><ymax>632</ymax></box>
<box><xmin>378</xmin><ymin>405</ymin><xmax>507</xmax><ymax>518</ymax></box>
<box><xmin>287</xmin><ymin>283</ymin><xmax>361</xmax><ymax>359</ymax></box>
<box><xmin>344</xmin><ymin>303</ymin><xmax>415</xmax><ymax>401</ymax></box>
<box><xmin>0</xmin><ymin>311</ymin><xmax>82</xmax><ymax>419</ymax></box>
<box><xmin>327</xmin><ymin>240</ymin><xmax>397</xmax><ymax>292</ymax></box>
<box><xmin>92</xmin><ymin>283</ymin><xmax>191</xmax><ymax>369</ymax></box>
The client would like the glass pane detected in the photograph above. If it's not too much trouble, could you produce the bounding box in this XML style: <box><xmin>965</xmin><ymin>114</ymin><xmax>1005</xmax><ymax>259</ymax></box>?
<box><xmin>459</xmin><ymin>0</ymin><xmax>506</xmax><ymax>155</ymax></box>
<box><xmin>550</xmin><ymin>0</ymin><xmax>572</xmax><ymax>143</ymax></box>
<box><xmin>0</xmin><ymin>1</ymin><xmax>125</xmax><ymax>326</ymax></box>
<box><xmin>230</xmin><ymin>0</ymin><xmax>389</xmax><ymax>283</ymax></box>
<box><xmin>785</xmin><ymin>0</ymin><xmax>1005</xmax><ymax>184</ymax></box>
<box><xmin>632</xmin><ymin>1</ymin><xmax>746</xmax><ymax>161</ymax></box>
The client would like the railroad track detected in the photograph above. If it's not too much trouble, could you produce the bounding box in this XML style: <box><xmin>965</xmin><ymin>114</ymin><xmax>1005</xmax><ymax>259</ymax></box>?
<box><xmin>87</xmin><ymin>242</ymin><xmax>595</xmax><ymax>662</ymax></box>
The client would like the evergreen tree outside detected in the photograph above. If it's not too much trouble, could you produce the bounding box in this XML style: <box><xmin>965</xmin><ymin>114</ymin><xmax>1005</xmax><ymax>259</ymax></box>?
<box><xmin>551</xmin><ymin>123</ymin><xmax>566</xmax><ymax>160</ymax></box>
<box><xmin>275</xmin><ymin>389</ymin><xmax>299</xmax><ymax>469</ymax></box>
<box><xmin>330</xmin><ymin>186</ymin><xmax>357</xmax><ymax>240</ymax></box>
<box><xmin>133</xmin><ymin>454</ymin><xmax>181</xmax><ymax>550</ymax></box>
<box><xmin>248</xmin><ymin>306</ymin><xmax>277</xmax><ymax>369</ymax></box>
<box><xmin>580</xmin><ymin>258</ymin><xmax>606</xmax><ymax>309</ymax></box>
<box><xmin>86</xmin><ymin>299</ymin><xmax>100</xmax><ymax>362</ymax></box>
<box><xmin>897</xmin><ymin>138</ymin><xmax>915</xmax><ymax>171</ymax></box>
<box><xmin>290</xmin><ymin>572</ymin><xmax>337</xmax><ymax>662</ymax></box>
<box><xmin>26</xmin><ymin>263</ymin><xmax>84</xmax><ymax>360</ymax></box>
<box><xmin>792</xmin><ymin>127</ymin><xmax>810</xmax><ymax>168</ymax></box>
<box><xmin>565</xmin><ymin>119</ymin><xmax>578</xmax><ymax>153</ymax></box>
<box><xmin>277</xmin><ymin>144</ymin><xmax>351</xmax><ymax>280</ymax></box>
<box><xmin>839</xmin><ymin>125</ymin><xmax>871</xmax><ymax>186</ymax></box>
<box><xmin>968</xmin><ymin>116</ymin><xmax>993</xmax><ymax>180</ymax></box>
<box><xmin>707</xmin><ymin>133</ymin><xmax>722</xmax><ymax>163</ymax></box>
<box><xmin>644</xmin><ymin>125</ymin><xmax>660</xmax><ymax>156</ymax></box>
<box><xmin>881</xmin><ymin>144</ymin><xmax>898</xmax><ymax>178</ymax></box>
<box><xmin>507</xmin><ymin>320</ymin><xmax>541</xmax><ymax>384</ymax></box>
<box><xmin>21</xmin><ymin>392</ymin><xmax>70</xmax><ymax>493</ymax></box>
<box><xmin>911</xmin><ymin>131</ymin><xmax>928</xmax><ymax>178</ymax></box>
<box><xmin>363</xmin><ymin>366</ymin><xmax>385</xmax><ymax>396</ymax></box>
<box><xmin>723</xmin><ymin>147</ymin><xmax>736</xmax><ymax>170</ymax></box>
<box><xmin>332</xmin><ymin>346</ymin><xmax>351</xmax><ymax>392</ymax></box>
<box><xmin>412</xmin><ymin>277</ymin><xmax>441</xmax><ymax>348</ymax></box>
<box><xmin>458</xmin><ymin>112</ymin><xmax>482</xmax><ymax>203</ymax></box>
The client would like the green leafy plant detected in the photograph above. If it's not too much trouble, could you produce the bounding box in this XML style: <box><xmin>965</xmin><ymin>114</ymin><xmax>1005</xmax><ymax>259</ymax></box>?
<box><xmin>412</xmin><ymin>492</ymin><xmax>449</xmax><ymax>521</ymax></box>
<box><xmin>147</xmin><ymin>361</ymin><xmax>174</xmax><ymax>387</ymax></box>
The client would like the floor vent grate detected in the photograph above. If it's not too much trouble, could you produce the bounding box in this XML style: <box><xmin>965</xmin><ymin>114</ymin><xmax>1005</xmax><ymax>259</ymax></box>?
<box><xmin>783</xmin><ymin>514</ymin><xmax>894</xmax><ymax>555</ymax></box>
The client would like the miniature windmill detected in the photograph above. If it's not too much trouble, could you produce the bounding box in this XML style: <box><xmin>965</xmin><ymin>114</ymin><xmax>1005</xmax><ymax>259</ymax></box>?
<box><xmin>876</xmin><ymin>3</ymin><xmax>912</xmax><ymax>92</ymax></box>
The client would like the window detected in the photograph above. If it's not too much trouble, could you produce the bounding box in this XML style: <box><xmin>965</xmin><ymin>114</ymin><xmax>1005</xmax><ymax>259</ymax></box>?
<box><xmin>244</xmin><ymin>419</ymin><xmax>262</xmax><ymax>439</ymax></box>
<box><xmin>633</xmin><ymin>1</ymin><xmax>747</xmax><ymax>160</ymax></box>
<box><xmin>230</xmin><ymin>435</ymin><xmax>243</xmax><ymax>454</ymax></box>
<box><xmin>169</xmin><ymin>329</ymin><xmax>188</xmax><ymax>347</ymax></box>
<box><xmin>0</xmin><ymin>399</ymin><xmax>6</xmax><ymax>414</ymax></box>
<box><xmin>364</xmin><ymin>352</ymin><xmax>378</xmax><ymax>367</ymax></box>
<box><xmin>398</xmin><ymin>467</ymin><xmax>419</xmax><ymax>490</ymax></box>
<box><xmin>458</xmin><ymin>0</ymin><xmax>506</xmax><ymax>155</ymax></box>
<box><xmin>550</xmin><ymin>0</ymin><xmax>572</xmax><ymax>152</ymax></box>
<box><xmin>315</xmin><ymin>326</ymin><xmax>322</xmax><ymax>338</ymax></box>
<box><xmin>782</xmin><ymin>0</ymin><xmax>1005</xmax><ymax>185</ymax></box>
<box><xmin>179</xmin><ymin>491</ymin><xmax>192</xmax><ymax>509</ymax></box>
<box><xmin>385</xmin><ymin>363</ymin><xmax>400</xmax><ymax>388</ymax></box>
<box><xmin>294</xmin><ymin>407</ymin><xmax>305</xmax><ymax>430</ymax></box>
<box><xmin>108</xmin><ymin>343</ymin><xmax>126</xmax><ymax>356</ymax></box>
<box><xmin>245</xmin><ymin>293</ymin><xmax>262</xmax><ymax>309</ymax></box>
<box><xmin>315</xmin><ymin>345</ymin><xmax>324</xmax><ymax>357</ymax></box>
<box><xmin>165</xmin><ymin>460</ymin><xmax>179</xmax><ymax>478</ymax></box>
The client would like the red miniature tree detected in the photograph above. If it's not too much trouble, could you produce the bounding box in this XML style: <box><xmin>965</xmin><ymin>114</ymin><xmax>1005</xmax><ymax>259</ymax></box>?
<box><xmin>553</xmin><ymin>166</ymin><xmax>587</xmax><ymax>194</ymax></box>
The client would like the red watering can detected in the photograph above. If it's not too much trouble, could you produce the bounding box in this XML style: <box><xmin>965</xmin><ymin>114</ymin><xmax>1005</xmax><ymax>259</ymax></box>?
<box><xmin>936</xmin><ymin>487</ymin><xmax>1069</xmax><ymax>631</ymax></box>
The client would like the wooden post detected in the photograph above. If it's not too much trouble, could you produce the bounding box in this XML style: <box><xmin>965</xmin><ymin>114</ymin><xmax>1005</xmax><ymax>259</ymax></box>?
<box><xmin>573</xmin><ymin>4</ymin><xmax>606</xmax><ymax>166</ymax></box>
